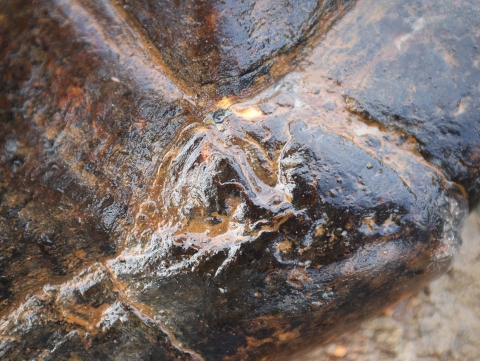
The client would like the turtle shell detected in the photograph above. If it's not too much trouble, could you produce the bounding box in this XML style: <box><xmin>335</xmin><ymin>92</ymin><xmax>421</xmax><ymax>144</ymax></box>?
<box><xmin>0</xmin><ymin>0</ymin><xmax>478</xmax><ymax>360</ymax></box>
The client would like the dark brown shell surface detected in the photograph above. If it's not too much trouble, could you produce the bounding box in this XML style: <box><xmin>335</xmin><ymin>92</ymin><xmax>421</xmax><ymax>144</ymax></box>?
<box><xmin>0</xmin><ymin>0</ymin><xmax>478</xmax><ymax>360</ymax></box>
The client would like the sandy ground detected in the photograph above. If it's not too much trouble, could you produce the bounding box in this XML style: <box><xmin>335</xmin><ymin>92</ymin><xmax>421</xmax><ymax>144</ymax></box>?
<box><xmin>291</xmin><ymin>207</ymin><xmax>480</xmax><ymax>361</ymax></box>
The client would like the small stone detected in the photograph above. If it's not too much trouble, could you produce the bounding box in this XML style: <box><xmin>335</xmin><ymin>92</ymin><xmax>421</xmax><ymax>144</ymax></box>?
<box><xmin>324</xmin><ymin>101</ymin><xmax>337</xmax><ymax>111</ymax></box>
<box><xmin>366</xmin><ymin>162</ymin><xmax>374</xmax><ymax>169</ymax></box>
<box><xmin>329</xmin><ymin>345</ymin><xmax>347</xmax><ymax>357</ymax></box>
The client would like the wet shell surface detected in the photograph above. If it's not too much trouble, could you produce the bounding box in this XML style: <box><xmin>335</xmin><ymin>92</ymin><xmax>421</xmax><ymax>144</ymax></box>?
<box><xmin>0</xmin><ymin>0</ymin><xmax>478</xmax><ymax>360</ymax></box>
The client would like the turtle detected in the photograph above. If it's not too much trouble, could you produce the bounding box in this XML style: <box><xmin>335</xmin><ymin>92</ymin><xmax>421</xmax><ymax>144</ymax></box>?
<box><xmin>0</xmin><ymin>0</ymin><xmax>479</xmax><ymax>360</ymax></box>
